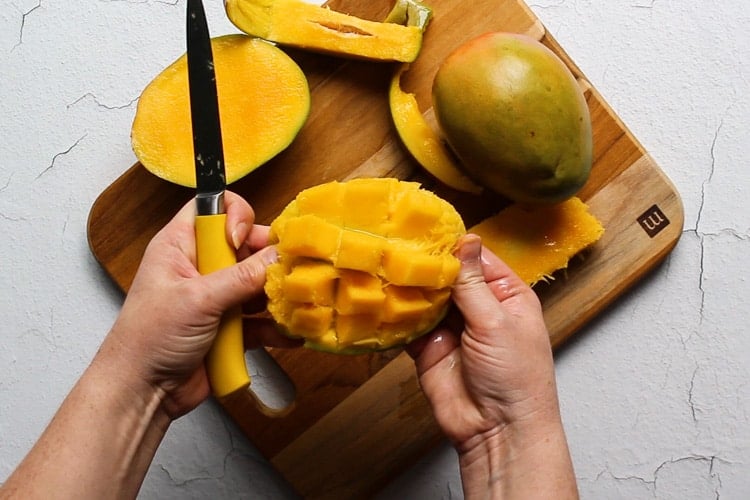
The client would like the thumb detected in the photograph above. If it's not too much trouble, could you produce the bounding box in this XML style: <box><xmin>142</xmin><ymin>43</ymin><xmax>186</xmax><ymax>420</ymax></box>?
<box><xmin>452</xmin><ymin>234</ymin><xmax>507</xmax><ymax>333</ymax></box>
<box><xmin>200</xmin><ymin>245</ymin><xmax>278</xmax><ymax>311</ymax></box>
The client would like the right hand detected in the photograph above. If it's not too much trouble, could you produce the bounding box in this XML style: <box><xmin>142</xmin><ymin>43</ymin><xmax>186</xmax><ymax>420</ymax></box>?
<box><xmin>408</xmin><ymin>234</ymin><xmax>561</xmax><ymax>447</ymax></box>
<box><xmin>100</xmin><ymin>192</ymin><xmax>290</xmax><ymax>419</ymax></box>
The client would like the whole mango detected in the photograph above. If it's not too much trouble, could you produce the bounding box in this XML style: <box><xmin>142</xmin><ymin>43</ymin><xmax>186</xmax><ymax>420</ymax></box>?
<box><xmin>432</xmin><ymin>32</ymin><xmax>592</xmax><ymax>204</ymax></box>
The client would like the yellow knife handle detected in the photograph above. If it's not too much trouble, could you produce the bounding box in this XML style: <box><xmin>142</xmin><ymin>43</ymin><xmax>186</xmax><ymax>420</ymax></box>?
<box><xmin>195</xmin><ymin>213</ymin><xmax>250</xmax><ymax>398</ymax></box>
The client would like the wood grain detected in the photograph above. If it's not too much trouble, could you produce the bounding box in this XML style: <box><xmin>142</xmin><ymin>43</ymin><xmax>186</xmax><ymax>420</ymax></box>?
<box><xmin>86</xmin><ymin>0</ymin><xmax>684</xmax><ymax>496</ymax></box>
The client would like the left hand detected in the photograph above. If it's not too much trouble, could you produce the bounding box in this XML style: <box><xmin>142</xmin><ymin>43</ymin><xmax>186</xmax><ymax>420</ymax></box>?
<box><xmin>99</xmin><ymin>192</ymin><xmax>288</xmax><ymax>419</ymax></box>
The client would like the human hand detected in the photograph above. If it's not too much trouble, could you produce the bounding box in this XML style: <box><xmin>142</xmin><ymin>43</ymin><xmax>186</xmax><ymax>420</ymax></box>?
<box><xmin>0</xmin><ymin>193</ymin><xmax>294</xmax><ymax>498</ymax></box>
<box><xmin>97</xmin><ymin>192</ymin><xmax>290</xmax><ymax>419</ymax></box>
<box><xmin>408</xmin><ymin>234</ymin><xmax>576</xmax><ymax>497</ymax></box>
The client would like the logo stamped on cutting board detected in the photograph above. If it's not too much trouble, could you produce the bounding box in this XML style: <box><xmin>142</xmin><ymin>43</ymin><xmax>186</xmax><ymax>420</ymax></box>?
<box><xmin>637</xmin><ymin>204</ymin><xmax>670</xmax><ymax>238</ymax></box>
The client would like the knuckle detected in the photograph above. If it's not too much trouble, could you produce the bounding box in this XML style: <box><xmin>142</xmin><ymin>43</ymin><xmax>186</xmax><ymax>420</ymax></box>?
<box><xmin>455</xmin><ymin>265</ymin><xmax>486</xmax><ymax>289</ymax></box>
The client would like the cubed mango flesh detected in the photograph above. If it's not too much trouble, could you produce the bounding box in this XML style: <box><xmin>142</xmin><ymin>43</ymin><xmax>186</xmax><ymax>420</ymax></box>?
<box><xmin>334</xmin><ymin>230</ymin><xmax>385</xmax><ymax>274</ymax></box>
<box><xmin>382</xmin><ymin>286</ymin><xmax>432</xmax><ymax>323</ymax></box>
<box><xmin>342</xmin><ymin>178</ymin><xmax>396</xmax><ymax>230</ymax></box>
<box><xmin>382</xmin><ymin>248</ymin><xmax>453</xmax><ymax>288</ymax></box>
<box><xmin>276</xmin><ymin>214</ymin><xmax>342</xmax><ymax>261</ymax></box>
<box><xmin>283</xmin><ymin>261</ymin><xmax>338</xmax><ymax>305</ymax></box>
<box><xmin>288</xmin><ymin>305</ymin><xmax>334</xmax><ymax>339</ymax></box>
<box><xmin>335</xmin><ymin>270</ymin><xmax>387</xmax><ymax>315</ymax></box>
<box><xmin>296</xmin><ymin>181</ymin><xmax>345</xmax><ymax>225</ymax></box>
<box><xmin>336</xmin><ymin>314</ymin><xmax>382</xmax><ymax>346</ymax></box>
<box><xmin>266</xmin><ymin>178</ymin><xmax>466</xmax><ymax>353</ymax></box>
<box><xmin>388</xmin><ymin>189</ymin><xmax>442</xmax><ymax>239</ymax></box>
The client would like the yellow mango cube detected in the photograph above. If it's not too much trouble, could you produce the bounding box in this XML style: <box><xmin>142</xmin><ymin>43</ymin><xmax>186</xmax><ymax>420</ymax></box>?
<box><xmin>334</xmin><ymin>229</ymin><xmax>385</xmax><ymax>274</ymax></box>
<box><xmin>268</xmin><ymin>204</ymin><xmax>297</xmax><ymax>242</ymax></box>
<box><xmin>342</xmin><ymin>177</ymin><xmax>397</xmax><ymax>230</ymax></box>
<box><xmin>283</xmin><ymin>261</ymin><xmax>338</xmax><ymax>305</ymax></box>
<box><xmin>288</xmin><ymin>305</ymin><xmax>333</xmax><ymax>338</ymax></box>
<box><xmin>336</xmin><ymin>313</ymin><xmax>381</xmax><ymax>346</ymax></box>
<box><xmin>382</xmin><ymin>247</ymin><xmax>446</xmax><ymax>288</ymax></box>
<box><xmin>296</xmin><ymin>181</ymin><xmax>345</xmax><ymax>225</ymax></box>
<box><xmin>277</xmin><ymin>214</ymin><xmax>342</xmax><ymax>261</ymax></box>
<box><xmin>382</xmin><ymin>286</ymin><xmax>432</xmax><ymax>323</ymax></box>
<box><xmin>388</xmin><ymin>189</ymin><xmax>443</xmax><ymax>239</ymax></box>
<box><xmin>335</xmin><ymin>270</ymin><xmax>386</xmax><ymax>314</ymax></box>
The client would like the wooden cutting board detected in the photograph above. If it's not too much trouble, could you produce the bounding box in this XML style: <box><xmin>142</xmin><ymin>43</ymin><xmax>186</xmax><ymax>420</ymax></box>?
<box><xmin>87</xmin><ymin>0</ymin><xmax>684</xmax><ymax>497</ymax></box>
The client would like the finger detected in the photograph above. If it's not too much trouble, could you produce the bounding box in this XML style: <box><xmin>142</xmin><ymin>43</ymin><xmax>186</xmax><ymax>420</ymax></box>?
<box><xmin>237</xmin><ymin>225</ymin><xmax>271</xmax><ymax>261</ymax></box>
<box><xmin>406</xmin><ymin>304</ymin><xmax>462</xmax><ymax>365</ymax></box>
<box><xmin>201</xmin><ymin>245</ymin><xmax>279</xmax><ymax>311</ymax></box>
<box><xmin>406</xmin><ymin>325</ymin><xmax>461</xmax><ymax>377</ymax></box>
<box><xmin>169</xmin><ymin>196</ymin><xmax>200</xmax><ymax>228</ymax></box>
<box><xmin>144</xmin><ymin>197</ymin><xmax>199</xmax><ymax>264</ymax></box>
<box><xmin>451</xmin><ymin>234</ymin><xmax>509</xmax><ymax>328</ymax></box>
<box><xmin>248</xmin><ymin>224</ymin><xmax>270</xmax><ymax>250</ymax></box>
<box><xmin>477</xmin><ymin>242</ymin><xmax>538</xmax><ymax>307</ymax></box>
<box><xmin>477</xmin><ymin>242</ymin><xmax>522</xmax><ymax>285</ymax></box>
<box><xmin>224</xmin><ymin>191</ymin><xmax>256</xmax><ymax>250</ymax></box>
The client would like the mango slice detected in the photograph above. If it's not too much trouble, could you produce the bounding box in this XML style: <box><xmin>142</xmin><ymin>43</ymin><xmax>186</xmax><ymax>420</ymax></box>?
<box><xmin>131</xmin><ymin>34</ymin><xmax>310</xmax><ymax>187</ymax></box>
<box><xmin>265</xmin><ymin>178</ymin><xmax>466</xmax><ymax>353</ymax></box>
<box><xmin>470</xmin><ymin>197</ymin><xmax>604</xmax><ymax>285</ymax></box>
<box><xmin>224</xmin><ymin>0</ymin><xmax>428</xmax><ymax>62</ymax></box>
<box><xmin>389</xmin><ymin>65</ymin><xmax>483</xmax><ymax>194</ymax></box>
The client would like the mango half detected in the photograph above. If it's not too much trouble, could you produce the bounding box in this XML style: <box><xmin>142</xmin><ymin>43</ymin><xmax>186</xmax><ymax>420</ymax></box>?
<box><xmin>131</xmin><ymin>35</ymin><xmax>310</xmax><ymax>187</ymax></box>
<box><xmin>225</xmin><ymin>0</ymin><xmax>428</xmax><ymax>62</ymax></box>
<box><xmin>265</xmin><ymin>178</ymin><xmax>466</xmax><ymax>354</ymax></box>
<box><xmin>433</xmin><ymin>32</ymin><xmax>592</xmax><ymax>204</ymax></box>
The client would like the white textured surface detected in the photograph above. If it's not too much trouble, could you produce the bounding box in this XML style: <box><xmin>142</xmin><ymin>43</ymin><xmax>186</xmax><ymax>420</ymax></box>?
<box><xmin>1</xmin><ymin>0</ymin><xmax>748</xmax><ymax>498</ymax></box>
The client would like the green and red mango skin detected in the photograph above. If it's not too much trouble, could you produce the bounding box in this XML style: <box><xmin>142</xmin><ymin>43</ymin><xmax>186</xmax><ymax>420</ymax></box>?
<box><xmin>432</xmin><ymin>32</ymin><xmax>593</xmax><ymax>204</ymax></box>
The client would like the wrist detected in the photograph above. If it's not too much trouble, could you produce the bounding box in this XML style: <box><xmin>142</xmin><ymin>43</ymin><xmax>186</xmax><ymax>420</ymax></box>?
<box><xmin>2</xmin><ymin>339</ymin><xmax>172</xmax><ymax>499</ymax></box>
<box><xmin>93</xmin><ymin>331</ymin><xmax>171</xmax><ymax>423</ymax></box>
<box><xmin>457</xmin><ymin>415</ymin><xmax>577</xmax><ymax>499</ymax></box>
<box><xmin>84</xmin><ymin>344</ymin><xmax>172</xmax><ymax>492</ymax></box>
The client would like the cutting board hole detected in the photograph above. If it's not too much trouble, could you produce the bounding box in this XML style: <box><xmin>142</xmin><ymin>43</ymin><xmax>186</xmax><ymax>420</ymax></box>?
<box><xmin>245</xmin><ymin>348</ymin><xmax>296</xmax><ymax>415</ymax></box>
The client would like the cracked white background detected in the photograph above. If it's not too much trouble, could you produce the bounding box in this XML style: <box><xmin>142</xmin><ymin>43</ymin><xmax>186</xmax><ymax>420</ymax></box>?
<box><xmin>1</xmin><ymin>0</ymin><xmax>748</xmax><ymax>498</ymax></box>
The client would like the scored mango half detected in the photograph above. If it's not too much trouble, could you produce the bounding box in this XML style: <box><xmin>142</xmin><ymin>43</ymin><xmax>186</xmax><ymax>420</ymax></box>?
<box><xmin>265</xmin><ymin>178</ymin><xmax>465</xmax><ymax>353</ymax></box>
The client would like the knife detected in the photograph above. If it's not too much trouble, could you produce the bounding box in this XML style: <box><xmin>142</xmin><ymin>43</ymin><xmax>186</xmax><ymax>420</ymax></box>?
<box><xmin>187</xmin><ymin>0</ymin><xmax>250</xmax><ymax>398</ymax></box>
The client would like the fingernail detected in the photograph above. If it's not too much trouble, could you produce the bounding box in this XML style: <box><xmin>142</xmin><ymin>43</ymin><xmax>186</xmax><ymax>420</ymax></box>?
<box><xmin>458</xmin><ymin>234</ymin><xmax>482</xmax><ymax>263</ymax></box>
<box><xmin>260</xmin><ymin>245</ymin><xmax>279</xmax><ymax>265</ymax></box>
<box><xmin>231</xmin><ymin>222</ymin><xmax>248</xmax><ymax>250</ymax></box>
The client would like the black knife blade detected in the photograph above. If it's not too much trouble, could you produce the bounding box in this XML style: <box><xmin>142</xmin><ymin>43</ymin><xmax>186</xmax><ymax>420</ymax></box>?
<box><xmin>187</xmin><ymin>0</ymin><xmax>226</xmax><ymax>215</ymax></box>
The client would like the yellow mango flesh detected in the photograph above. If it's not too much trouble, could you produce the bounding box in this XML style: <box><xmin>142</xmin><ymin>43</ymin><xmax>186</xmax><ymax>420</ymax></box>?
<box><xmin>225</xmin><ymin>0</ymin><xmax>425</xmax><ymax>63</ymax></box>
<box><xmin>265</xmin><ymin>178</ymin><xmax>465</xmax><ymax>353</ymax></box>
<box><xmin>131</xmin><ymin>35</ymin><xmax>310</xmax><ymax>187</ymax></box>
<box><xmin>282</xmin><ymin>261</ymin><xmax>338</xmax><ymax>305</ymax></box>
<box><xmin>389</xmin><ymin>64</ymin><xmax>483</xmax><ymax>194</ymax></box>
<box><xmin>470</xmin><ymin>197</ymin><xmax>604</xmax><ymax>285</ymax></box>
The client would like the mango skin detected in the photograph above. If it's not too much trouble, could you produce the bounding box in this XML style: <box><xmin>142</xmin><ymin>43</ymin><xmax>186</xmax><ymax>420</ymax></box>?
<box><xmin>432</xmin><ymin>32</ymin><xmax>592</xmax><ymax>204</ymax></box>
